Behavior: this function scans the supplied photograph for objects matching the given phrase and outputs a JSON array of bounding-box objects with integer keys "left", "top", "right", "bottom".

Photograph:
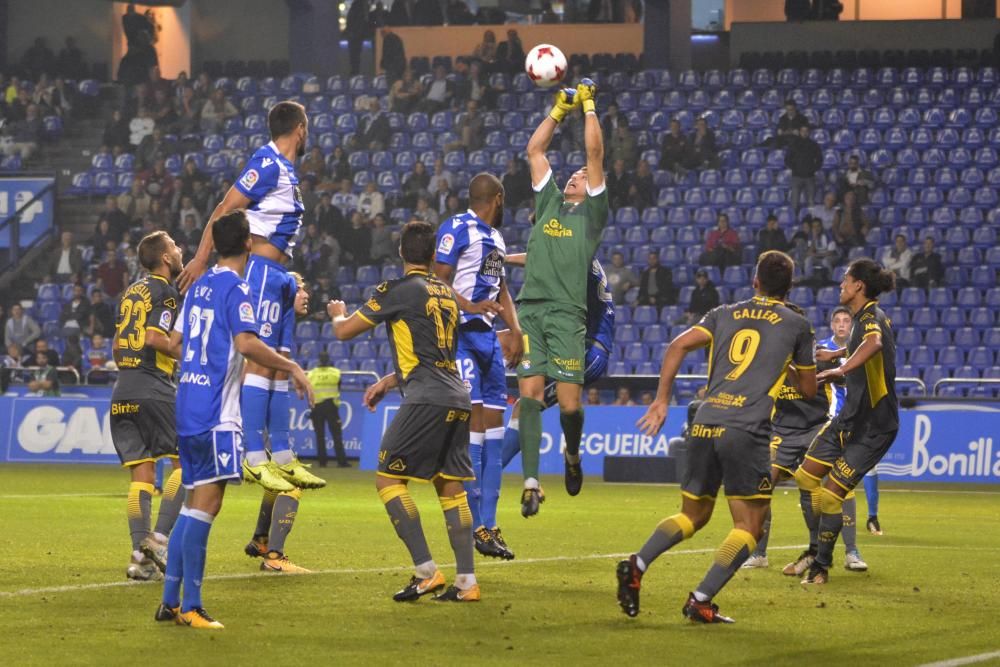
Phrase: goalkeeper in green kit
[{"left": 515, "top": 78, "right": 607, "bottom": 518}]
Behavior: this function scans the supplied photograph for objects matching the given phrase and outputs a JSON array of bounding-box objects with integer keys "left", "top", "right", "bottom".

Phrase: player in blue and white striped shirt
[
  {"left": 157, "top": 211, "right": 313, "bottom": 629},
  {"left": 178, "top": 102, "right": 326, "bottom": 540},
  {"left": 434, "top": 173, "right": 523, "bottom": 561}
]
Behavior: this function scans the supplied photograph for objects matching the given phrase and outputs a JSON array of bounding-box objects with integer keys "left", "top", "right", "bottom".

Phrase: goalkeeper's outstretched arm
[{"left": 527, "top": 87, "right": 579, "bottom": 187}]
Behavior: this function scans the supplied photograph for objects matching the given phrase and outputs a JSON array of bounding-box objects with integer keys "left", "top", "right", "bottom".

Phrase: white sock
[
  {"left": 152, "top": 531, "right": 168, "bottom": 543},
  {"left": 693, "top": 590, "right": 710, "bottom": 602},
  {"left": 132, "top": 550, "right": 143, "bottom": 561},
  {"left": 454, "top": 573, "right": 477, "bottom": 590},
  {"left": 635, "top": 555, "right": 647, "bottom": 572},
  {"left": 524, "top": 477, "right": 539, "bottom": 490},
  {"left": 271, "top": 449, "right": 295, "bottom": 465},
  {"left": 508, "top": 418, "right": 519, "bottom": 431},
  {"left": 415, "top": 560, "right": 437, "bottom": 579},
  {"left": 246, "top": 451, "right": 268, "bottom": 466}
]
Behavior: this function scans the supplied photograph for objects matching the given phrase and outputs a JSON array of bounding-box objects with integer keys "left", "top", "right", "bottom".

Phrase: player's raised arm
[
  {"left": 526, "top": 87, "right": 579, "bottom": 186},
  {"left": 505, "top": 252, "right": 526, "bottom": 266},
  {"left": 328, "top": 300, "right": 376, "bottom": 340},
  {"left": 817, "top": 330, "right": 882, "bottom": 385},
  {"left": 576, "top": 78, "right": 605, "bottom": 192},
  {"left": 636, "top": 327, "right": 712, "bottom": 436},
  {"left": 177, "top": 186, "right": 252, "bottom": 293}
]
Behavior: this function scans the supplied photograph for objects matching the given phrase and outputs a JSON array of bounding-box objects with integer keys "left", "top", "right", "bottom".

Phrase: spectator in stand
[
  {"left": 586, "top": 387, "right": 602, "bottom": 405},
  {"left": 5, "top": 304, "right": 40, "bottom": 350},
  {"left": 786, "top": 124, "right": 823, "bottom": 214},
  {"left": 175, "top": 213, "right": 200, "bottom": 256},
  {"left": 91, "top": 219, "right": 119, "bottom": 255},
  {"left": 638, "top": 251, "right": 678, "bottom": 308},
  {"left": 837, "top": 154, "right": 876, "bottom": 204},
  {"left": 442, "top": 193, "right": 463, "bottom": 219},
  {"left": 832, "top": 190, "right": 870, "bottom": 248},
  {"left": 299, "top": 178, "right": 319, "bottom": 227},
  {"left": 428, "top": 157, "right": 454, "bottom": 195},
  {"left": 789, "top": 216, "right": 812, "bottom": 267},
  {"left": 118, "top": 179, "right": 152, "bottom": 223},
  {"left": 699, "top": 213, "right": 742, "bottom": 269},
  {"left": 473, "top": 30, "right": 499, "bottom": 69},
  {"left": 605, "top": 251, "right": 637, "bottom": 305},
  {"left": 2, "top": 342, "right": 23, "bottom": 379},
  {"left": 87, "top": 290, "right": 115, "bottom": 337},
  {"left": 100, "top": 195, "right": 131, "bottom": 241},
  {"left": 148, "top": 87, "right": 178, "bottom": 131},
  {"left": 417, "top": 65, "right": 453, "bottom": 112},
  {"left": 447, "top": 0, "right": 476, "bottom": 24},
  {"left": 809, "top": 191, "right": 838, "bottom": 232},
  {"left": 686, "top": 115, "right": 718, "bottom": 170},
  {"left": 763, "top": 99, "right": 809, "bottom": 149},
  {"left": 757, "top": 214, "right": 789, "bottom": 256},
  {"left": 613, "top": 387, "right": 636, "bottom": 406},
  {"left": 61, "top": 333, "right": 84, "bottom": 374},
  {"left": 143, "top": 159, "right": 175, "bottom": 204},
  {"left": 445, "top": 99, "right": 484, "bottom": 153},
  {"left": 177, "top": 158, "right": 208, "bottom": 201},
  {"left": 3, "top": 103, "right": 42, "bottom": 159},
  {"left": 639, "top": 391, "right": 654, "bottom": 406},
  {"left": 190, "top": 178, "right": 211, "bottom": 217},
  {"left": 402, "top": 161, "right": 430, "bottom": 208},
  {"left": 414, "top": 0, "right": 444, "bottom": 25},
  {"left": 412, "top": 196, "right": 439, "bottom": 227},
  {"left": 314, "top": 239, "right": 342, "bottom": 282},
  {"left": 325, "top": 145, "right": 352, "bottom": 185},
  {"left": 198, "top": 88, "right": 239, "bottom": 133},
  {"left": 316, "top": 191, "right": 346, "bottom": 238},
  {"left": 309, "top": 275, "right": 341, "bottom": 321},
  {"left": 176, "top": 195, "right": 203, "bottom": 230},
  {"left": 601, "top": 102, "right": 624, "bottom": 142},
  {"left": 51, "top": 231, "right": 84, "bottom": 281},
  {"left": 297, "top": 222, "right": 325, "bottom": 274},
  {"left": 21, "top": 37, "right": 55, "bottom": 79},
  {"left": 341, "top": 211, "right": 372, "bottom": 265},
  {"left": 882, "top": 234, "right": 912, "bottom": 288},
  {"left": 0, "top": 306, "right": 7, "bottom": 349},
  {"left": 123, "top": 246, "right": 140, "bottom": 282},
  {"left": 103, "top": 109, "right": 132, "bottom": 151},
  {"left": 910, "top": 237, "right": 944, "bottom": 289},
  {"left": 28, "top": 346, "right": 59, "bottom": 396},
  {"left": 96, "top": 250, "right": 129, "bottom": 298},
  {"left": 300, "top": 146, "right": 327, "bottom": 181},
  {"left": 608, "top": 124, "right": 637, "bottom": 168},
  {"left": 85, "top": 333, "right": 111, "bottom": 373},
  {"left": 175, "top": 85, "right": 201, "bottom": 135},
  {"left": 380, "top": 28, "right": 407, "bottom": 83},
  {"left": 455, "top": 60, "right": 497, "bottom": 110},
  {"left": 389, "top": 69, "right": 423, "bottom": 113},
  {"left": 27, "top": 339, "right": 60, "bottom": 368},
  {"left": 128, "top": 105, "right": 155, "bottom": 146},
  {"left": 345, "top": 0, "right": 372, "bottom": 76},
  {"left": 358, "top": 181, "right": 386, "bottom": 219},
  {"left": 659, "top": 118, "right": 689, "bottom": 173},
  {"left": 370, "top": 0, "right": 389, "bottom": 27},
  {"left": 333, "top": 177, "right": 359, "bottom": 216},
  {"left": 804, "top": 217, "right": 839, "bottom": 279},
  {"left": 370, "top": 213, "right": 397, "bottom": 263},
  {"left": 606, "top": 159, "right": 632, "bottom": 210},
  {"left": 496, "top": 29, "right": 525, "bottom": 74},
  {"left": 628, "top": 159, "right": 655, "bottom": 211},
  {"left": 135, "top": 127, "right": 175, "bottom": 170},
  {"left": 678, "top": 269, "right": 721, "bottom": 326},
  {"left": 502, "top": 157, "right": 532, "bottom": 209},
  {"left": 353, "top": 98, "right": 391, "bottom": 151},
  {"left": 145, "top": 197, "right": 169, "bottom": 229},
  {"left": 61, "top": 284, "right": 91, "bottom": 331},
  {"left": 57, "top": 37, "right": 87, "bottom": 80}
]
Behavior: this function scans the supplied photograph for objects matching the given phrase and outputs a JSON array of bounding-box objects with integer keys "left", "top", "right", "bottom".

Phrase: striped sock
[
  {"left": 268, "top": 489, "right": 301, "bottom": 554},
  {"left": 694, "top": 528, "right": 757, "bottom": 600},
  {"left": 636, "top": 513, "right": 696, "bottom": 570},
  {"left": 127, "top": 481, "right": 154, "bottom": 551},
  {"left": 379, "top": 485, "right": 432, "bottom": 568},
  {"left": 153, "top": 468, "right": 185, "bottom": 538},
  {"left": 440, "top": 492, "right": 475, "bottom": 577}
]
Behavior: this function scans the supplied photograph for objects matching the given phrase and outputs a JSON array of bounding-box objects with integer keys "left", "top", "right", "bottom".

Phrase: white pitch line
[
  {"left": 0, "top": 493, "right": 123, "bottom": 499},
  {"left": 2, "top": 545, "right": 814, "bottom": 599},
  {"left": 916, "top": 650, "right": 1000, "bottom": 667}
]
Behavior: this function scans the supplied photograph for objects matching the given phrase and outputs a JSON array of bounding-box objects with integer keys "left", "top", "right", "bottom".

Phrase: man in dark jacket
[
  {"left": 354, "top": 98, "right": 391, "bottom": 150},
  {"left": 678, "top": 269, "right": 721, "bottom": 326},
  {"left": 786, "top": 125, "right": 823, "bottom": 214},
  {"left": 659, "top": 118, "right": 689, "bottom": 173},
  {"left": 638, "top": 252, "right": 678, "bottom": 308},
  {"left": 757, "top": 214, "right": 789, "bottom": 256},
  {"left": 910, "top": 237, "right": 945, "bottom": 288}
]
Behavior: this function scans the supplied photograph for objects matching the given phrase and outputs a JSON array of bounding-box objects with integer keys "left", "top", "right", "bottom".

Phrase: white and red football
[{"left": 525, "top": 44, "right": 567, "bottom": 88}]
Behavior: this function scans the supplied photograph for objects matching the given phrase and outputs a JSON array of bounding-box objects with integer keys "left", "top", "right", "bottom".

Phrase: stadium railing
[
  {"left": 932, "top": 377, "right": 1000, "bottom": 395},
  {"left": 8, "top": 365, "right": 81, "bottom": 385},
  {"left": 0, "top": 177, "right": 56, "bottom": 275}
]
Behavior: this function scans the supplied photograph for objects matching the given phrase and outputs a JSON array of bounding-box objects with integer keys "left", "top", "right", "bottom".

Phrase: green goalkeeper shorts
[{"left": 516, "top": 301, "right": 586, "bottom": 385}]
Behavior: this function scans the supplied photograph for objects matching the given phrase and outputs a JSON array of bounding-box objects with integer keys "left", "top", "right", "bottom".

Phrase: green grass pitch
[{"left": 2, "top": 464, "right": 999, "bottom": 666}]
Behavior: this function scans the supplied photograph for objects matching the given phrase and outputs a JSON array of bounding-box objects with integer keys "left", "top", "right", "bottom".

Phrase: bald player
[{"left": 434, "top": 172, "right": 523, "bottom": 561}]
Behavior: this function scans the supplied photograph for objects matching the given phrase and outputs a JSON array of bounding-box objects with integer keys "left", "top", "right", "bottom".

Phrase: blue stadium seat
[
  {"left": 908, "top": 346, "right": 934, "bottom": 366},
  {"left": 632, "top": 306, "right": 657, "bottom": 325},
  {"left": 968, "top": 347, "right": 994, "bottom": 367},
  {"left": 897, "top": 328, "right": 922, "bottom": 348},
  {"left": 911, "top": 308, "right": 937, "bottom": 328},
  {"left": 295, "top": 321, "right": 319, "bottom": 340}
]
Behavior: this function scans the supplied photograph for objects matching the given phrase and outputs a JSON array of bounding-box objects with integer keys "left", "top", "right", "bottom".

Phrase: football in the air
[{"left": 525, "top": 44, "right": 567, "bottom": 88}]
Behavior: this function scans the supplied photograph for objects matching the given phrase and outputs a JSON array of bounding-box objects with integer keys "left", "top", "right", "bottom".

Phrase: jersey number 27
[{"left": 185, "top": 306, "right": 216, "bottom": 365}]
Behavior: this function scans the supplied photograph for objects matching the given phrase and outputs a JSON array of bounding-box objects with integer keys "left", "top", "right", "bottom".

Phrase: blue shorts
[
  {"left": 245, "top": 254, "right": 295, "bottom": 353},
  {"left": 543, "top": 344, "right": 609, "bottom": 409},
  {"left": 457, "top": 326, "right": 508, "bottom": 410},
  {"left": 178, "top": 430, "right": 244, "bottom": 489}
]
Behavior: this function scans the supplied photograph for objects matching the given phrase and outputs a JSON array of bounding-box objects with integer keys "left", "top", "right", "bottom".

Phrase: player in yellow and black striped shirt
[{"left": 794, "top": 258, "right": 898, "bottom": 585}]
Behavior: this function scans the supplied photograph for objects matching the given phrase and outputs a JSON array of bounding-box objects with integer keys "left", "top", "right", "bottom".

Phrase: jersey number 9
[{"left": 725, "top": 328, "right": 761, "bottom": 381}]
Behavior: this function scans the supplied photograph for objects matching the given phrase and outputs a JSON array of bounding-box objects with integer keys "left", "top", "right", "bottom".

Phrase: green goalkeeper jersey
[{"left": 517, "top": 171, "right": 609, "bottom": 311}]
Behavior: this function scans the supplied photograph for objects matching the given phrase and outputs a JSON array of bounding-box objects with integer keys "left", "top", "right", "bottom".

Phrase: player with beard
[{"left": 110, "top": 231, "right": 186, "bottom": 581}]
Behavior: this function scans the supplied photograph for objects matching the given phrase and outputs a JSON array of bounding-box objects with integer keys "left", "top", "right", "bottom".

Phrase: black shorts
[
  {"left": 110, "top": 399, "right": 177, "bottom": 467},
  {"left": 770, "top": 422, "right": 826, "bottom": 477},
  {"left": 378, "top": 403, "right": 474, "bottom": 482},
  {"left": 681, "top": 424, "right": 773, "bottom": 501},
  {"left": 804, "top": 423, "right": 898, "bottom": 491}
]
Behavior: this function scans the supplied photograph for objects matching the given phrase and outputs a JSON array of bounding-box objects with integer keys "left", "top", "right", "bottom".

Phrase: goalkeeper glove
[
  {"left": 576, "top": 77, "right": 597, "bottom": 114},
  {"left": 548, "top": 87, "right": 578, "bottom": 124}
]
